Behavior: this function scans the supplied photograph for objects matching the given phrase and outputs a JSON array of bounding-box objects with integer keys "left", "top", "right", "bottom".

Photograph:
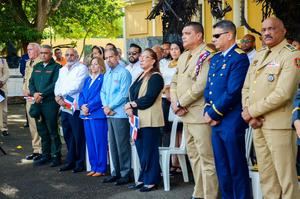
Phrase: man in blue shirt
[
  {"left": 204, "top": 20, "right": 251, "bottom": 199},
  {"left": 101, "top": 48, "right": 132, "bottom": 185}
]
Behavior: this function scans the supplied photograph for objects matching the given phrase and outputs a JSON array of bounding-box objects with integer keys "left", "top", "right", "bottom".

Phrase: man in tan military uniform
[
  {"left": 23, "top": 43, "right": 42, "bottom": 160},
  {"left": 170, "top": 22, "right": 218, "bottom": 199},
  {"left": 242, "top": 17, "right": 300, "bottom": 199},
  {"left": 0, "top": 57, "right": 9, "bottom": 136}
]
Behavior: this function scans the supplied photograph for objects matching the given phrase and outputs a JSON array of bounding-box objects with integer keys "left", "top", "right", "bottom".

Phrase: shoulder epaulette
[
  {"left": 285, "top": 44, "right": 297, "bottom": 52},
  {"left": 234, "top": 48, "right": 245, "bottom": 54},
  {"left": 205, "top": 46, "right": 215, "bottom": 54},
  {"left": 257, "top": 47, "right": 266, "bottom": 52}
]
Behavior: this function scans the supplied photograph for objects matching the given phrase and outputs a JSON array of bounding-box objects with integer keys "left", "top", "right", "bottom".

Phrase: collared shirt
[
  {"left": 222, "top": 43, "right": 237, "bottom": 57},
  {"left": 160, "top": 59, "right": 174, "bottom": 86},
  {"left": 125, "top": 61, "right": 143, "bottom": 83},
  {"left": 247, "top": 49, "right": 256, "bottom": 64},
  {"left": 54, "top": 61, "right": 88, "bottom": 109},
  {"left": 100, "top": 64, "right": 132, "bottom": 118}
]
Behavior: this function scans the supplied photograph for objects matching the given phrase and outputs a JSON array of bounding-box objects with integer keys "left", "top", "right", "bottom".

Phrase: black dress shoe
[
  {"left": 115, "top": 177, "right": 130, "bottom": 185},
  {"left": 33, "top": 154, "right": 43, "bottom": 161},
  {"left": 33, "top": 156, "right": 51, "bottom": 166},
  {"left": 23, "top": 123, "right": 29, "bottom": 128},
  {"left": 50, "top": 158, "right": 62, "bottom": 167},
  {"left": 2, "top": 131, "right": 8, "bottom": 136},
  {"left": 191, "top": 197, "right": 203, "bottom": 199},
  {"left": 128, "top": 183, "right": 144, "bottom": 190},
  {"left": 139, "top": 185, "right": 158, "bottom": 192},
  {"left": 59, "top": 164, "right": 74, "bottom": 172},
  {"left": 102, "top": 176, "right": 119, "bottom": 183},
  {"left": 72, "top": 167, "right": 84, "bottom": 173},
  {"left": 25, "top": 153, "right": 40, "bottom": 160}
]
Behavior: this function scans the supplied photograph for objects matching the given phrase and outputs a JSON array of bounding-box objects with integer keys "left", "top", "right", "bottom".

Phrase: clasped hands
[
  {"left": 81, "top": 104, "right": 89, "bottom": 116},
  {"left": 171, "top": 102, "right": 188, "bottom": 117},
  {"left": 103, "top": 106, "right": 115, "bottom": 116},
  {"left": 55, "top": 96, "right": 65, "bottom": 106},
  {"left": 124, "top": 102, "right": 137, "bottom": 117},
  {"left": 241, "top": 107, "right": 264, "bottom": 129},
  {"left": 34, "top": 92, "right": 43, "bottom": 103},
  {"left": 204, "top": 112, "right": 220, "bottom": 126}
]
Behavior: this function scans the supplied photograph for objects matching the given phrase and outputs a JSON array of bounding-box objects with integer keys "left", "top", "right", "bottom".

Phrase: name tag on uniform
[
  {"left": 35, "top": 70, "right": 41, "bottom": 73},
  {"left": 266, "top": 61, "right": 280, "bottom": 68},
  {"left": 45, "top": 70, "right": 52, "bottom": 74}
]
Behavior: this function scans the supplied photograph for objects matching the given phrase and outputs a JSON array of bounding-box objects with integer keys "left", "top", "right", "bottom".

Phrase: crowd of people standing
[{"left": 2, "top": 16, "right": 299, "bottom": 199}]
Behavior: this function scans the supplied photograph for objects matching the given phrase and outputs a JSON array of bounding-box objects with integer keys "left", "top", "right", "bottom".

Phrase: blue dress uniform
[
  {"left": 78, "top": 74, "right": 108, "bottom": 173},
  {"left": 204, "top": 45, "right": 251, "bottom": 199}
]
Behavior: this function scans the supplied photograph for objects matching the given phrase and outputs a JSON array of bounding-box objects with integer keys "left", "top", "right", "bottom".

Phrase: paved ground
[{"left": 0, "top": 104, "right": 194, "bottom": 199}]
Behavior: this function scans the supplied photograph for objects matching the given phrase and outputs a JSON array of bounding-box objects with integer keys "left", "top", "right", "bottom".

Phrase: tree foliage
[{"left": 0, "top": 0, "right": 124, "bottom": 51}]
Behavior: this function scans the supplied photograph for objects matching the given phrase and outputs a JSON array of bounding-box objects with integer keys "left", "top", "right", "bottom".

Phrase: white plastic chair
[
  {"left": 159, "top": 114, "right": 189, "bottom": 191},
  {"left": 245, "top": 127, "right": 263, "bottom": 199}
]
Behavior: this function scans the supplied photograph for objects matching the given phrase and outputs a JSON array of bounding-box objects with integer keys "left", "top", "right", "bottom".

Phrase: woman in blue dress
[{"left": 78, "top": 57, "right": 108, "bottom": 177}]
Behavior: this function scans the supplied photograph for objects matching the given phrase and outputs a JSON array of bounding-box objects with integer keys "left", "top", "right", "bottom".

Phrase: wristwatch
[{"left": 176, "top": 101, "right": 181, "bottom": 108}]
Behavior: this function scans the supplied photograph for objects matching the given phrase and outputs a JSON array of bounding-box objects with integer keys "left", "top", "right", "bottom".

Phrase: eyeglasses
[
  {"left": 128, "top": 52, "right": 138, "bottom": 56},
  {"left": 212, "top": 32, "right": 229, "bottom": 39},
  {"left": 65, "top": 54, "right": 75, "bottom": 57}
]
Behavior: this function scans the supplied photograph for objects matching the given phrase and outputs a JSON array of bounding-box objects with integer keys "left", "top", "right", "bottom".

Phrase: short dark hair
[
  {"left": 54, "top": 48, "right": 61, "bottom": 53},
  {"left": 105, "top": 47, "right": 119, "bottom": 56},
  {"left": 213, "top": 20, "right": 236, "bottom": 37},
  {"left": 129, "top": 43, "right": 142, "bottom": 53},
  {"left": 106, "top": 43, "right": 116, "bottom": 49},
  {"left": 162, "top": 41, "right": 171, "bottom": 46},
  {"left": 184, "top": 22, "right": 204, "bottom": 35}
]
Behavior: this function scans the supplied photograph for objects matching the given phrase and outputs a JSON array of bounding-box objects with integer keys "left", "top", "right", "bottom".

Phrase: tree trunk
[{"left": 80, "top": 30, "right": 90, "bottom": 59}]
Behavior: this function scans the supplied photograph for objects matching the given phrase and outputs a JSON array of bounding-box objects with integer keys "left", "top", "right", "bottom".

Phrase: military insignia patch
[
  {"left": 234, "top": 48, "right": 245, "bottom": 54},
  {"left": 252, "top": 60, "right": 258, "bottom": 65},
  {"left": 285, "top": 44, "right": 296, "bottom": 52},
  {"left": 295, "top": 58, "right": 300, "bottom": 68}
]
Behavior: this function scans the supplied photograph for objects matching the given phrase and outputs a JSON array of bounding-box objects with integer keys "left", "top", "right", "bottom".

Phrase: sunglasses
[
  {"left": 212, "top": 32, "right": 229, "bottom": 39},
  {"left": 241, "top": 39, "right": 254, "bottom": 43},
  {"left": 128, "top": 52, "right": 138, "bottom": 56}
]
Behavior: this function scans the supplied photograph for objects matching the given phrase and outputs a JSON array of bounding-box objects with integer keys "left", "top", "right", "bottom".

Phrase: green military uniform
[
  {"left": 242, "top": 39, "right": 300, "bottom": 199},
  {"left": 29, "top": 58, "right": 61, "bottom": 159},
  {"left": 170, "top": 43, "right": 218, "bottom": 199}
]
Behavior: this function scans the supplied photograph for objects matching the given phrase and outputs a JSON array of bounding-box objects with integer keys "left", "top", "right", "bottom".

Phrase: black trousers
[{"left": 61, "top": 111, "right": 85, "bottom": 169}]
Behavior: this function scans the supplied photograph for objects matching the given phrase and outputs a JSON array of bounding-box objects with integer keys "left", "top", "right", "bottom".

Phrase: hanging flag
[
  {"left": 129, "top": 115, "right": 139, "bottom": 141},
  {"left": 62, "top": 95, "right": 76, "bottom": 115}
]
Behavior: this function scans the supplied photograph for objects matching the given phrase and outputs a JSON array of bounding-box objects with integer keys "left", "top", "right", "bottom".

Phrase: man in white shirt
[
  {"left": 54, "top": 48, "right": 88, "bottom": 173},
  {"left": 125, "top": 43, "right": 142, "bottom": 83},
  {"left": 240, "top": 34, "right": 256, "bottom": 64}
]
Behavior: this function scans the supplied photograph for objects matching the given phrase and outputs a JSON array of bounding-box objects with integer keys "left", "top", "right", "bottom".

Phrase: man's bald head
[
  {"left": 241, "top": 34, "right": 256, "bottom": 52},
  {"left": 261, "top": 17, "right": 286, "bottom": 48},
  {"left": 152, "top": 45, "right": 163, "bottom": 61}
]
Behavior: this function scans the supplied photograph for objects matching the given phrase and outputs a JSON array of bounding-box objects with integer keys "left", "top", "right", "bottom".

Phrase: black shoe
[
  {"left": 115, "top": 177, "right": 130, "bottom": 185},
  {"left": 102, "top": 176, "right": 119, "bottom": 183},
  {"left": 72, "top": 167, "right": 84, "bottom": 173},
  {"left": 191, "top": 197, "right": 203, "bottom": 199},
  {"left": 33, "top": 154, "right": 43, "bottom": 161},
  {"left": 2, "top": 131, "right": 8, "bottom": 136},
  {"left": 33, "top": 156, "right": 51, "bottom": 166},
  {"left": 25, "top": 153, "right": 40, "bottom": 160},
  {"left": 128, "top": 183, "right": 144, "bottom": 190},
  {"left": 139, "top": 185, "right": 158, "bottom": 192},
  {"left": 59, "top": 164, "right": 74, "bottom": 172},
  {"left": 50, "top": 158, "right": 61, "bottom": 167},
  {"left": 23, "top": 123, "right": 29, "bottom": 128}
]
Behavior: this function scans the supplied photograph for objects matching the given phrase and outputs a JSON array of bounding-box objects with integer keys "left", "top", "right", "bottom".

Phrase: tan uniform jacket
[
  {"left": 0, "top": 58, "right": 9, "bottom": 93},
  {"left": 137, "top": 72, "right": 165, "bottom": 128},
  {"left": 170, "top": 43, "right": 214, "bottom": 124},
  {"left": 242, "top": 39, "right": 300, "bottom": 129},
  {"left": 23, "top": 58, "right": 41, "bottom": 93}
]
